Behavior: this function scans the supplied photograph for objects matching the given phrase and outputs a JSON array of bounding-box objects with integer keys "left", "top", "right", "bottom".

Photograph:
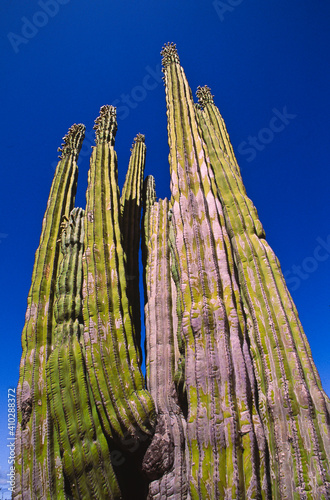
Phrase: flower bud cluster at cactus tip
[
  {"left": 130, "top": 133, "right": 145, "bottom": 151},
  {"left": 161, "top": 42, "right": 180, "bottom": 68},
  {"left": 196, "top": 85, "right": 214, "bottom": 107},
  {"left": 93, "top": 104, "right": 117, "bottom": 144},
  {"left": 57, "top": 123, "right": 85, "bottom": 159}
]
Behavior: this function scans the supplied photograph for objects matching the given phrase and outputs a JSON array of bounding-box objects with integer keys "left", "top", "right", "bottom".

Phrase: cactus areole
[{"left": 15, "top": 43, "right": 330, "bottom": 500}]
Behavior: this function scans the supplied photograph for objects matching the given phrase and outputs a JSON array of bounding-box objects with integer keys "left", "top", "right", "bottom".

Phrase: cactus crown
[
  {"left": 134, "top": 133, "right": 145, "bottom": 143},
  {"left": 57, "top": 123, "right": 85, "bottom": 159},
  {"left": 196, "top": 85, "right": 214, "bottom": 107},
  {"left": 161, "top": 42, "right": 180, "bottom": 68},
  {"left": 93, "top": 105, "right": 117, "bottom": 145},
  {"left": 130, "top": 133, "right": 145, "bottom": 151}
]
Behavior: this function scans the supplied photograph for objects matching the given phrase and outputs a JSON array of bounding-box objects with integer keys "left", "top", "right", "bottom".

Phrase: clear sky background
[{"left": 1, "top": 1, "right": 329, "bottom": 496}]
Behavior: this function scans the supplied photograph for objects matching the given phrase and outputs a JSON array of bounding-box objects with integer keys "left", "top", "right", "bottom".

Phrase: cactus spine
[{"left": 14, "top": 44, "right": 330, "bottom": 500}]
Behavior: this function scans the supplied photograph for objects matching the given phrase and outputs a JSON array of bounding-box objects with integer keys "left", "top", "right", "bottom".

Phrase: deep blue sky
[{"left": 1, "top": 1, "right": 329, "bottom": 495}]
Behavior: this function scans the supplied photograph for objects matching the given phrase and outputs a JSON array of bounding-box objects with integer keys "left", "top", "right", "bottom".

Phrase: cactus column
[
  {"left": 82, "top": 105, "right": 155, "bottom": 446},
  {"left": 142, "top": 176, "right": 188, "bottom": 499},
  {"left": 14, "top": 42, "right": 330, "bottom": 500},
  {"left": 161, "top": 42, "right": 271, "bottom": 499},
  {"left": 196, "top": 85, "right": 330, "bottom": 499},
  {"left": 120, "top": 134, "right": 146, "bottom": 363},
  {"left": 15, "top": 124, "right": 85, "bottom": 499},
  {"left": 46, "top": 207, "right": 120, "bottom": 499}
]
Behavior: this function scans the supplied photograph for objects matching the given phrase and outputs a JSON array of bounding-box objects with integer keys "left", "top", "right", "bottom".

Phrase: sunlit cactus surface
[{"left": 14, "top": 43, "right": 330, "bottom": 500}]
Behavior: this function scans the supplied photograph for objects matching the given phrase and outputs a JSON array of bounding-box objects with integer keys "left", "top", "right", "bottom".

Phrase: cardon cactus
[
  {"left": 46, "top": 207, "right": 120, "bottom": 499},
  {"left": 82, "top": 106, "right": 155, "bottom": 445},
  {"left": 15, "top": 124, "right": 84, "bottom": 499},
  {"left": 14, "top": 44, "right": 330, "bottom": 499},
  {"left": 195, "top": 83, "right": 330, "bottom": 499}
]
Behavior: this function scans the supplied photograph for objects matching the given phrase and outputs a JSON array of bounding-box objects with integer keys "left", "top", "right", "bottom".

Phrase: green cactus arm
[
  {"left": 141, "top": 177, "right": 158, "bottom": 391},
  {"left": 142, "top": 189, "right": 188, "bottom": 498},
  {"left": 82, "top": 105, "right": 155, "bottom": 445},
  {"left": 161, "top": 43, "right": 272, "bottom": 499},
  {"left": 120, "top": 133, "right": 146, "bottom": 363},
  {"left": 196, "top": 98, "right": 330, "bottom": 498},
  {"left": 46, "top": 207, "right": 121, "bottom": 499},
  {"left": 14, "top": 124, "right": 85, "bottom": 500}
]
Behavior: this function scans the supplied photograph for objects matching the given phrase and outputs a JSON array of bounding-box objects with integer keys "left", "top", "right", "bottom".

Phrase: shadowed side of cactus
[
  {"left": 161, "top": 42, "right": 271, "bottom": 499},
  {"left": 120, "top": 133, "right": 146, "bottom": 364},
  {"left": 142, "top": 177, "right": 188, "bottom": 499},
  {"left": 82, "top": 105, "right": 155, "bottom": 449},
  {"left": 14, "top": 124, "right": 85, "bottom": 500},
  {"left": 46, "top": 207, "right": 121, "bottom": 499},
  {"left": 196, "top": 85, "right": 330, "bottom": 499}
]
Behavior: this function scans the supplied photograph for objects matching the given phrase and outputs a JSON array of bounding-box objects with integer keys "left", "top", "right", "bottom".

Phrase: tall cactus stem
[
  {"left": 142, "top": 175, "right": 157, "bottom": 308},
  {"left": 120, "top": 133, "right": 146, "bottom": 363},
  {"left": 142, "top": 186, "right": 188, "bottom": 498},
  {"left": 161, "top": 43, "right": 271, "bottom": 499},
  {"left": 82, "top": 105, "right": 155, "bottom": 445},
  {"left": 46, "top": 207, "right": 121, "bottom": 499},
  {"left": 196, "top": 95, "right": 330, "bottom": 498},
  {"left": 14, "top": 123, "right": 85, "bottom": 499}
]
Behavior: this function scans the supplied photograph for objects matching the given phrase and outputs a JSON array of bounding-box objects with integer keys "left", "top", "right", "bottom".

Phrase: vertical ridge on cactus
[{"left": 14, "top": 44, "right": 330, "bottom": 500}]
